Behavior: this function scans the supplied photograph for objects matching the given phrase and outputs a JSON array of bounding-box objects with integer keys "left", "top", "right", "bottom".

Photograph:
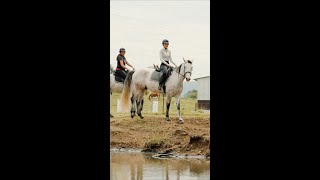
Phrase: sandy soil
[{"left": 110, "top": 114, "right": 210, "bottom": 157}]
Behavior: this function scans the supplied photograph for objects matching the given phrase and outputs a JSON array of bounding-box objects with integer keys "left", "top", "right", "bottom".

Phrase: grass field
[{"left": 110, "top": 92, "right": 209, "bottom": 117}]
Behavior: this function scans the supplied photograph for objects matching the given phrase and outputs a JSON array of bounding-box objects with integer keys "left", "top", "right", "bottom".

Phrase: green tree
[{"left": 184, "top": 89, "right": 197, "bottom": 99}]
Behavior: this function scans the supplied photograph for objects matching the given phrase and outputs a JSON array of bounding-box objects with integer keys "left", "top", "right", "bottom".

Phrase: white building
[{"left": 193, "top": 76, "right": 210, "bottom": 110}]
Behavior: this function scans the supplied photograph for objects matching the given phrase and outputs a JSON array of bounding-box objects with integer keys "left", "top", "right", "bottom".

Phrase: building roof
[{"left": 193, "top": 75, "right": 210, "bottom": 80}]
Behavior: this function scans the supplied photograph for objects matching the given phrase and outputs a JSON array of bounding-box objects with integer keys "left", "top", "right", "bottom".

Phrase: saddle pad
[
  {"left": 150, "top": 71, "right": 161, "bottom": 82},
  {"left": 150, "top": 67, "right": 175, "bottom": 82}
]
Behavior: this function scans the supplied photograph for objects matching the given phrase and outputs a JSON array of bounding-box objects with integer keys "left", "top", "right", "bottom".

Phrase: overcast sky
[{"left": 110, "top": 1, "right": 210, "bottom": 79}]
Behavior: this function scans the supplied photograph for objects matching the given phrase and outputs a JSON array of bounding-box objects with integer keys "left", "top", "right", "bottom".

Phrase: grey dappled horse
[
  {"left": 119, "top": 58, "right": 193, "bottom": 124},
  {"left": 110, "top": 65, "right": 124, "bottom": 117}
]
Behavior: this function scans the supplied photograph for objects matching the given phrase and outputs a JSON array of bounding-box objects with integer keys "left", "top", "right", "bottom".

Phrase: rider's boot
[{"left": 158, "top": 72, "right": 164, "bottom": 90}]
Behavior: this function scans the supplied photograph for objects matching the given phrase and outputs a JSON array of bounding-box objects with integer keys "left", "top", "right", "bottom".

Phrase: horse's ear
[{"left": 183, "top": 57, "right": 186, "bottom": 63}]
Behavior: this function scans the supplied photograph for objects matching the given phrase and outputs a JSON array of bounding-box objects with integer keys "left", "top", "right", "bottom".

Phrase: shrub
[{"left": 184, "top": 89, "right": 197, "bottom": 99}]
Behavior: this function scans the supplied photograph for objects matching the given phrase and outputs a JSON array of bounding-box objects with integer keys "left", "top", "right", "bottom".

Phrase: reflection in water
[{"left": 110, "top": 151, "right": 210, "bottom": 180}]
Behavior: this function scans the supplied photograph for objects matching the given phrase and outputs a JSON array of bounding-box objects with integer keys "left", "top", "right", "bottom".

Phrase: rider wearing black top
[{"left": 115, "top": 48, "right": 134, "bottom": 81}]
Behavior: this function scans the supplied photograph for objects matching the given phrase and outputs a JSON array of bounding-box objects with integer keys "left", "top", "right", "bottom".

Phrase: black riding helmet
[
  {"left": 162, "top": 39, "right": 169, "bottom": 44},
  {"left": 119, "top": 48, "right": 125, "bottom": 52}
]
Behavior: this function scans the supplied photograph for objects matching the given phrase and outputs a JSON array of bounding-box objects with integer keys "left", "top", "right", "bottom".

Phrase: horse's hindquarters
[
  {"left": 111, "top": 83, "right": 123, "bottom": 93},
  {"left": 110, "top": 74, "right": 124, "bottom": 93}
]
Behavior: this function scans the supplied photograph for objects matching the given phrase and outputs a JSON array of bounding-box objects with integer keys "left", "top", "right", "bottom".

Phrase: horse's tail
[{"left": 119, "top": 71, "right": 135, "bottom": 112}]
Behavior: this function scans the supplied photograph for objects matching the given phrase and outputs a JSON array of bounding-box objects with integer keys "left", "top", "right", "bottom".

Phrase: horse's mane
[
  {"left": 176, "top": 64, "right": 183, "bottom": 74},
  {"left": 177, "top": 60, "right": 192, "bottom": 72}
]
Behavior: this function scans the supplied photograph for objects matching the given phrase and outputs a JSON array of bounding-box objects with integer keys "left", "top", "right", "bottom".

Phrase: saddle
[
  {"left": 150, "top": 66, "right": 174, "bottom": 94},
  {"left": 153, "top": 64, "right": 160, "bottom": 72},
  {"left": 113, "top": 71, "right": 125, "bottom": 83},
  {"left": 167, "top": 66, "right": 174, "bottom": 76},
  {"left": 114, "top": 76, "right": 125, "bottom": 83}
]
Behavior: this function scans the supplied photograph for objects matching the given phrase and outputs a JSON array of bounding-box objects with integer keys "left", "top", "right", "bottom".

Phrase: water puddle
[{"left": 110, "top": 151, "right": 210, "bottom": 180}]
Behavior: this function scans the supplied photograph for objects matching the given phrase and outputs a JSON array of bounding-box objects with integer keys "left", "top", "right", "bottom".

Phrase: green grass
[{"left": 110, "top": 92, "right": 209, "bottom": 117}]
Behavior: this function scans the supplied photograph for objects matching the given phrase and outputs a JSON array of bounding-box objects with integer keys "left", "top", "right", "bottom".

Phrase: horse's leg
[
  {"left": 165, "top": 95, "right": 172, "bottom": 121},
  {"left": 140, "top": 98, "right": 144, "bottom": 119},
  {"left": 136, "top": 93, "right": 144, "bottom": 119},
  {"left": 175, "top": 94, "right": 184, "bottom": 124},
  {"left": 130, "top": 95, "right": 136, "bottom": 118}
]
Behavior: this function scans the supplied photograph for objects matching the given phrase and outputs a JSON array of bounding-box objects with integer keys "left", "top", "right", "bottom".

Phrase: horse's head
[{"left": 183, "top": 58, "right": 193, "bottom": 82}]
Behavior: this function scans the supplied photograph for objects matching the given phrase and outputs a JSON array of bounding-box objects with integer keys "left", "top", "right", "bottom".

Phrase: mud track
[{"left": 110, "top": 115, "right": 210, "bottom": 157}]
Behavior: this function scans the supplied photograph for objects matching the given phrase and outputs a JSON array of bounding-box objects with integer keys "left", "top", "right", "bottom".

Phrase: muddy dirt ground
[{"left": 110, "top": 115, "right": 210, "bottom": 157}]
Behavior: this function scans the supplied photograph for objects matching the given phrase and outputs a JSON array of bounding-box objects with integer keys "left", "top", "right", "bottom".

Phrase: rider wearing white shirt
[{"left": 159, "top": 39, "right": 177, "bottom": 90}]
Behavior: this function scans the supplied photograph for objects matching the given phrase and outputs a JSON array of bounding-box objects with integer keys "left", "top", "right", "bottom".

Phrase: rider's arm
[
  {"left": 119, "top": 60, "right": 127, "bottom": 70},
  {"left": 126, "top": 60, "right": 133, "bottom": 68},
  {"left": 160, "top": 49, "right": 170, "bottom": 66},
  {"left": 169, "top": 51, "right": 177, "bottom": 67}
]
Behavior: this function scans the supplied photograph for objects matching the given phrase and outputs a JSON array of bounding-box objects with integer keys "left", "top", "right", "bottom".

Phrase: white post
[
  {"left": 117, "top": 99, "right": 120, "bottom": 112},
  {"left": 152, "top": 101, "right": 158, "bottom": 113}
]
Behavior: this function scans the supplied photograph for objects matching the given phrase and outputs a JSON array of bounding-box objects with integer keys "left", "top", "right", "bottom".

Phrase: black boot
[{"left": 158, "top": 72, "right": 164, "bottom": 90}]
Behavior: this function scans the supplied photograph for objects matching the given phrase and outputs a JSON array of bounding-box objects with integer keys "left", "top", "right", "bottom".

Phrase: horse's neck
[{"left": 168, "top": 65, "right": 185, "bottom": 85}]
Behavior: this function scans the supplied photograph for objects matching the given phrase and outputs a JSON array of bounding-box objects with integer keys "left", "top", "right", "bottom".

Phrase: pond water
[{"left": 110, "top": 151, "right": 210, "bottom": 180}]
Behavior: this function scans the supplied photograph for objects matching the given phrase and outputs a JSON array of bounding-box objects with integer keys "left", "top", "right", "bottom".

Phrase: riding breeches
[
  {"left": 159, "top": 64, "right": 168, "bottom": 85},
  {"left": 115, "top": 69, "right": 127, "bottom": 81}
]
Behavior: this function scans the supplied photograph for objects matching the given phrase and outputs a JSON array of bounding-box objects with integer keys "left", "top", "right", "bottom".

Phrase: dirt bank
[{"left": 110, "top": 115, "right": 210, "bottom": 157}]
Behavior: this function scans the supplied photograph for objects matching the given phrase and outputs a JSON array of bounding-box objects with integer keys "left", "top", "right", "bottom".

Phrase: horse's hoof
[
  {"left": 178, "top": 119, "right": 184, "bottom": 124},
  {"left": 139, "top": 115, "right": 144, "bottom": 119},
  {"left": 166, "top": 117, "right": 172, "bottom": 121},
  {"left": 110, "top": 114, "right": 114, "bottom": 118}
]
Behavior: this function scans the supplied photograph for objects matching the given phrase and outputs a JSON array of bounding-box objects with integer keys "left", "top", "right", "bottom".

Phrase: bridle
[{"left": 175, "top": 62, "right": 192, "bottom": 78}]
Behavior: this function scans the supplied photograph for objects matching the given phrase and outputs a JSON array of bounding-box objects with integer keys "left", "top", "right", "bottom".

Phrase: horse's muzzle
[{"left": 186, "top": 78, "right": 191, "bottom": 82}]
